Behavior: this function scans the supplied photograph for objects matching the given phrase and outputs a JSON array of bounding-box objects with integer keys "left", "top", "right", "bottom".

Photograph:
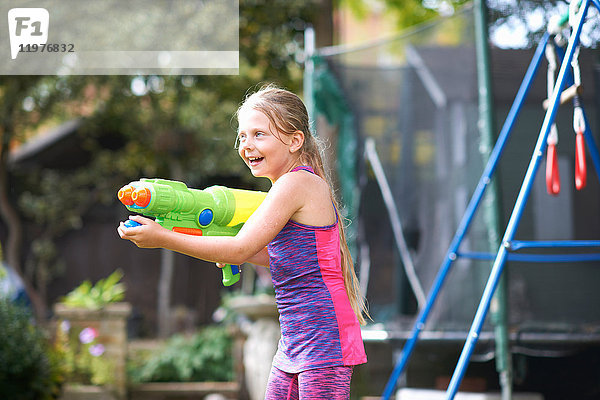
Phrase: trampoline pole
[
  {"left": 380, "top": 31, "right": 550, "bottom": 400},
  {"left": 445, "top": 2, "right": 589, "bottom": 398},
  {"left": 303, "top": 25, "right": 316, "bottom": 128}
]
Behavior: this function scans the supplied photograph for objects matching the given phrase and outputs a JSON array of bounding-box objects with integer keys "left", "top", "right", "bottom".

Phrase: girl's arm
[
  {"left": 117, "top": 172, "right": 305, "bottom": 265},
  {"left": 244, "top": 247, "right": 270, "bottom": 267},
  {"left": 216, "top": 245, "right": 269, "bottom": 273}
]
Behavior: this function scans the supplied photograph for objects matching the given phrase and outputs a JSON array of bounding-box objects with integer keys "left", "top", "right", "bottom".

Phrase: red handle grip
[
  {"left": 546, "top": 144, "right": 560, "bottom": 196},
  {"left": 575, "top": 131, "right": 587, "bottom": 190}
]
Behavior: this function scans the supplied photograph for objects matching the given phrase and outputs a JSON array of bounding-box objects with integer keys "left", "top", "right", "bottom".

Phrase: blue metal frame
[
  {"left": 459, "top": 252, "right": 600, "bottom": 263},
  {"left": 380, "top": 29, "right": 551, "bottom": 400},
  {"left": 445, "top": 1, "right": 593, "bottom": 398},
  {"left": 381, "top": 0, "right": 600, "bottom": 398},
  {"left": 509, "top": 240, "right": 600, "bottom": 250}
]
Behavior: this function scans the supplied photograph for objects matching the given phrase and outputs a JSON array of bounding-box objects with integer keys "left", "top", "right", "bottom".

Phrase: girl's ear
[{"left": 290, "top": 130, "right": 305, "bottom": 153}]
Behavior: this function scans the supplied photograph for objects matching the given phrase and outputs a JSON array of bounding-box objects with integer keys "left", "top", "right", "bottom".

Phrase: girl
[{"left": 118, "top": 85, "right": 368, "bottom": 399}]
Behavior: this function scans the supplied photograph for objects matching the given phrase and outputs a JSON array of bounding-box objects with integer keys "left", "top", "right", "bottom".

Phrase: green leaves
[
  {"left": 5, "top": 0, "right": 317, "bottom": 318},
  {"left": 0, "top": 299, "right": 62, "bottom": 400},
  {"left": 61, "top": 269, "right": 126, "bottom": 309},
  {"left": 129, "top": 326, "right": 233, "bottom": 383}
]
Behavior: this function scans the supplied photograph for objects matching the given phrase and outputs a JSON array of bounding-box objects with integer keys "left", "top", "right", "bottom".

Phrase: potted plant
[
  {"left": 127, "top": 325, "right": 239, "bottom": 399},
  {"left": 220, "top": 284, "right": 279, "bottom": 400},
  {"left": 54, "top": 270, "right": 131, "bottom": 400}
]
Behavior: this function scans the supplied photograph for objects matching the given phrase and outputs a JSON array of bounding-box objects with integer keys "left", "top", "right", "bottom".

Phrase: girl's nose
[
  {"left": 238, "top": 136, "right": 254, "bottom": 151},
  {"left": 237, "top": 140, "right": 252, "bottom": 159}
]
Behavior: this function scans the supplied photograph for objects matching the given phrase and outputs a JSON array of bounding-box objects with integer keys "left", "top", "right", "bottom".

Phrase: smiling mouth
[{"left": 247, "top": 156, "right": 264, "bottom": 166}]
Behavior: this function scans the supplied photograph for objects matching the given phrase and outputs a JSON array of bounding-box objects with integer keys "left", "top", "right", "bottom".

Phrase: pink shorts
[{"left": 264, "top": 365, "right": 353, "bottom": 400}]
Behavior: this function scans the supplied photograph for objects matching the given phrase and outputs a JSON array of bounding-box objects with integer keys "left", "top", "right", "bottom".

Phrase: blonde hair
[{"left": 238, "top": 84, "right": 369, "bottom": 325}]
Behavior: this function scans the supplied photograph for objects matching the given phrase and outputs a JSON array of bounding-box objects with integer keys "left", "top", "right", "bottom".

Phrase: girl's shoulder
[
  {"left": 271, "top": 168, "right": 335, "bottom": 226},
  {"left": 274, "top": 167, "right": 328, "bottom": 193}
]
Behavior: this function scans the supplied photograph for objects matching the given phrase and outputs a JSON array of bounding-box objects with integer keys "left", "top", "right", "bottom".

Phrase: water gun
[{"left": 117, "top": 178, "right": 266, "bottom": 286}]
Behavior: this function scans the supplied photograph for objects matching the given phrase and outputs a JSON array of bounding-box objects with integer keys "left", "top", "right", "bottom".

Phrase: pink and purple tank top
[{"left": 267, "top": 166, "right": 367, "bottom": 373}]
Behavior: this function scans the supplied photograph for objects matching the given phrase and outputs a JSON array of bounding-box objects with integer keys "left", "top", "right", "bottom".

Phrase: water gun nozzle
[
  {"left": 118, "top": 185, "right": 135, "bottom": 206},
  {"left": 132, "top": 187, "right": 151, "bottom": 207}
]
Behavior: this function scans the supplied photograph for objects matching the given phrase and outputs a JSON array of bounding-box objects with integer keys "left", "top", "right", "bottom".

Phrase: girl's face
[{"left": 237, "top": 108, "right": 300, "bottom": 182}]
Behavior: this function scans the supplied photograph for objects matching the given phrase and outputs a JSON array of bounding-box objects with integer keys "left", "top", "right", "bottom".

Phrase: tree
[
  {"left": 341, "top": 0, "right": 599, "bottom": 48},
  {"left": 487, "top": 0, "right": 600, "bottom": 48},
  {"left": 1, "top": 75, "right": 94, "bottom": 319},
  {"left": 0, "top": 77, "right": 43, "bottom": 316},
  {"left": 3, "top": 0, "right": 320, "bottom": 324},
  {"left": 339, "top": 0, "right": 470, "bottom": 30}
]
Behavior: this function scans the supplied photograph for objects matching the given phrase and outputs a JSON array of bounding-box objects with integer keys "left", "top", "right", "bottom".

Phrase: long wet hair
[{"left": 237, "top": 84, "right": 369, "bottom": 325}]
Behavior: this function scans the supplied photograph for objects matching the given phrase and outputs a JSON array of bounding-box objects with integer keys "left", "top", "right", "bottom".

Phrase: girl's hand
[
  {"left": 117, "top": 215, "right": 167, "bottom": 248},
  {"left": 215, "top": 262, "right": 226, "bottom": 269}
]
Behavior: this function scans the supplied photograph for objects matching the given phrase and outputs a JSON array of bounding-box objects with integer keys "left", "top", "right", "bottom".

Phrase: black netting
[{"left": 312, "top": 3, "right": 600, "bottom": 335}]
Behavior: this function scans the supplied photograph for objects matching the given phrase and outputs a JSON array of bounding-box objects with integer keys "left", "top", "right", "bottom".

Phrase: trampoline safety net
[{"left": 310, "top": 4, "right": 600, "bottom": 336}]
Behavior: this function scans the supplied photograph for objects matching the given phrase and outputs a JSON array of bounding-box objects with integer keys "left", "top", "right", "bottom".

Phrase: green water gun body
[{"left": 118, "top": 178, "right": 266, "bottom": 286}]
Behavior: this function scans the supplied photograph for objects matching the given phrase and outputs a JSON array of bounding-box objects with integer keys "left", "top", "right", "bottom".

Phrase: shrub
[
  {"left": 129, "top": 325, "right": 234, "bottom": 383},
  {"left": 0, "top": 299, "right": 63, "bottom": 400}
]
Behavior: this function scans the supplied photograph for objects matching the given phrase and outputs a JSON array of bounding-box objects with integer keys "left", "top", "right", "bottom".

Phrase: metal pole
[
  {"left": 303, "top": 25, "right": 316, "bottom": 128},
  {"left": 445, "top": 1, "right": 590, "bottom": 398},
  {"left": 380, "top": 31, "right": 550, "bottom": 400},
  {"left": 473, "top": 0, "right": 512, "bottom": 397},
  {"left": 364, "top": 139, "right": 427, "bottom": 308}
]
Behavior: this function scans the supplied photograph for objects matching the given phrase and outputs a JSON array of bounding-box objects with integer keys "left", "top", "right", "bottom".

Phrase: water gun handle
[{"left": 222, "top": 264, "right": 240, "bottom": 286}]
